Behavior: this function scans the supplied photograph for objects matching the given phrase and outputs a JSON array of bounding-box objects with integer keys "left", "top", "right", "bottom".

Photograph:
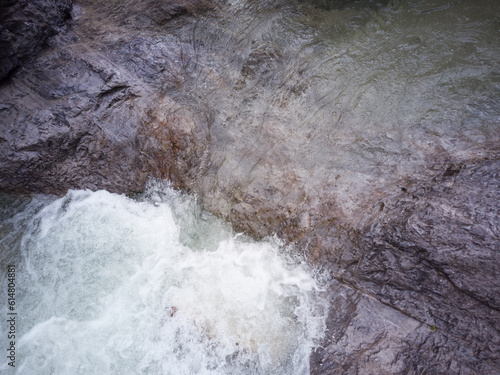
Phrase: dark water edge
[{"left": 1, "top": 0, "right": 499, "bottom": 373}]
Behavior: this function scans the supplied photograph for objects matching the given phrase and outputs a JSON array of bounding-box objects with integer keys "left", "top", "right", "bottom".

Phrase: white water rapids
[{"left": 0, "top": 182, "right": 327, "bottom": 374}]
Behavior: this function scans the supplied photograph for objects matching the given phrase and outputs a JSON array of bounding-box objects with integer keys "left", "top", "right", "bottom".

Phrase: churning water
[{"left": 0, "top": 183, "right": 327, "bottom": 374}]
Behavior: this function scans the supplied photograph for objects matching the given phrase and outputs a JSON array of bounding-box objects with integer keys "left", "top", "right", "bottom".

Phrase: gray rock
[
  {"left": 0, "top": 0, "right": 206, "bottom": 194},
  {"left": 0, "top": 0, "right": 72, "bottom": 81},
  {"left": 311, "top": 160, "right": 500, "bottom": 374}
]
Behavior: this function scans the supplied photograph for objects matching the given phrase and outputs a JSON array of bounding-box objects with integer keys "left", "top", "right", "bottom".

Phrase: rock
[
  {"left": 311, "top": 279, "right": 428, "bottom": 374},
  {"left": 0, "top": 0, "right": 72, "bottom": 81},
  {"left": 0, "top": 0, "right": 207, "bottom": 194},
  {"left": 311, "top": 159, "right": 500, "bottom": 374}
]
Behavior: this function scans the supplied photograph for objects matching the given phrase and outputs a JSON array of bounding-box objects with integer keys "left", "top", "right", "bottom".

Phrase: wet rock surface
[
  {"left": 0, "top": 0, "right": 72, "bottom": 81},
  {"left": 1, "top": 0, "right": 499, "bottom": 373},
  {"left": 311, "top": 159, "right": 500, "bottom": 374},
  {"left": 0, "top": 0, "right": 209, "bottom": 194}
]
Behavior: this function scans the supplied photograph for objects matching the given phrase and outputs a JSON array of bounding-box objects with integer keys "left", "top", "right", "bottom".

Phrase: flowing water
[
  {"left": 0, "top": 183, "right": 327, "bottom": 374},
  {"left": 167, "top": 0, "right": 500, "bottom": 217}
]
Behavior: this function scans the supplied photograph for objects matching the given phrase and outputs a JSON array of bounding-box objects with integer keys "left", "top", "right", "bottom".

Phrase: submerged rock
[{"left": 0, "top": 0, "right": 499, "bottom": 373}]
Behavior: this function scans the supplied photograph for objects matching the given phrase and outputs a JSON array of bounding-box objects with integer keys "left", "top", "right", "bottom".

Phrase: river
[{"left": 0, "top": 0, "right": 499, "bottom": 373}]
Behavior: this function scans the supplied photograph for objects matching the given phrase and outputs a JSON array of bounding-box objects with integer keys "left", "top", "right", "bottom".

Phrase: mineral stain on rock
[{"left": 1, "top": 0, "right": 499, "bottom": 373}]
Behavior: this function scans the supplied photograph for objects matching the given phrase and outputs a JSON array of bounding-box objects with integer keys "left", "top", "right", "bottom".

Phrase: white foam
[{"left": 2, "top": 183, "right": 327, "bottom": 375}]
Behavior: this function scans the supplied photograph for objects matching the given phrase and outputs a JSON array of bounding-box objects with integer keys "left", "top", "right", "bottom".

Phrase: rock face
[
  {"left": 311, "top": 159, "right": 500, "bottom": 374},
  {"left": 0, "top": 0, "right": 72, "bottom": 81},
  {"left": 0, "top": 0, "right": 499, "bottom": 373},
  {"left": 0, "top": 0, "right": 210, "bottom": 194}
]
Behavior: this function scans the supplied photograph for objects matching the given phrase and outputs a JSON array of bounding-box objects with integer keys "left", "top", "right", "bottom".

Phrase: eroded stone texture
[
  {"left": 311, "top": 280, "right": 429, "bottom": 374},
  {"left": 0, "top": 0, "right": 72, "bottom": 81},
  {"left": 311, "top": 160, "right": 500, "bottom": 374},
  {"left": 0, "top": 0, "right": 210, "bottom": 194}
]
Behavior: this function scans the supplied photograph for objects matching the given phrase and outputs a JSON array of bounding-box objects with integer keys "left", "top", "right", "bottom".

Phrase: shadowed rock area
[
  {"left": 1, "top": 0, "right": 499, "bottom": 373},
  {"left": 0, "top": 0, "right": 72, "bottom": 80}
]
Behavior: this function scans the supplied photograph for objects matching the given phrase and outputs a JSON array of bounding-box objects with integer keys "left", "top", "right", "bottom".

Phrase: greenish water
[{"left": 170, "top": 0, "right": 499, "bottom": 217}]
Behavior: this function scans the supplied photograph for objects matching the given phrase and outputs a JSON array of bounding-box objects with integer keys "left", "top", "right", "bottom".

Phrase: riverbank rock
[
  {"left": 0, "top": 0, "right": 499, "bottom": 373},
  {"left": 0, "top": 0, "right": 72, "bottom": 81},
  {"left": 0, "top": 0, "right": 209, "bottom": 194},
  {"left": 310, "top": 159, "right": 500, "bottom": 374}
]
